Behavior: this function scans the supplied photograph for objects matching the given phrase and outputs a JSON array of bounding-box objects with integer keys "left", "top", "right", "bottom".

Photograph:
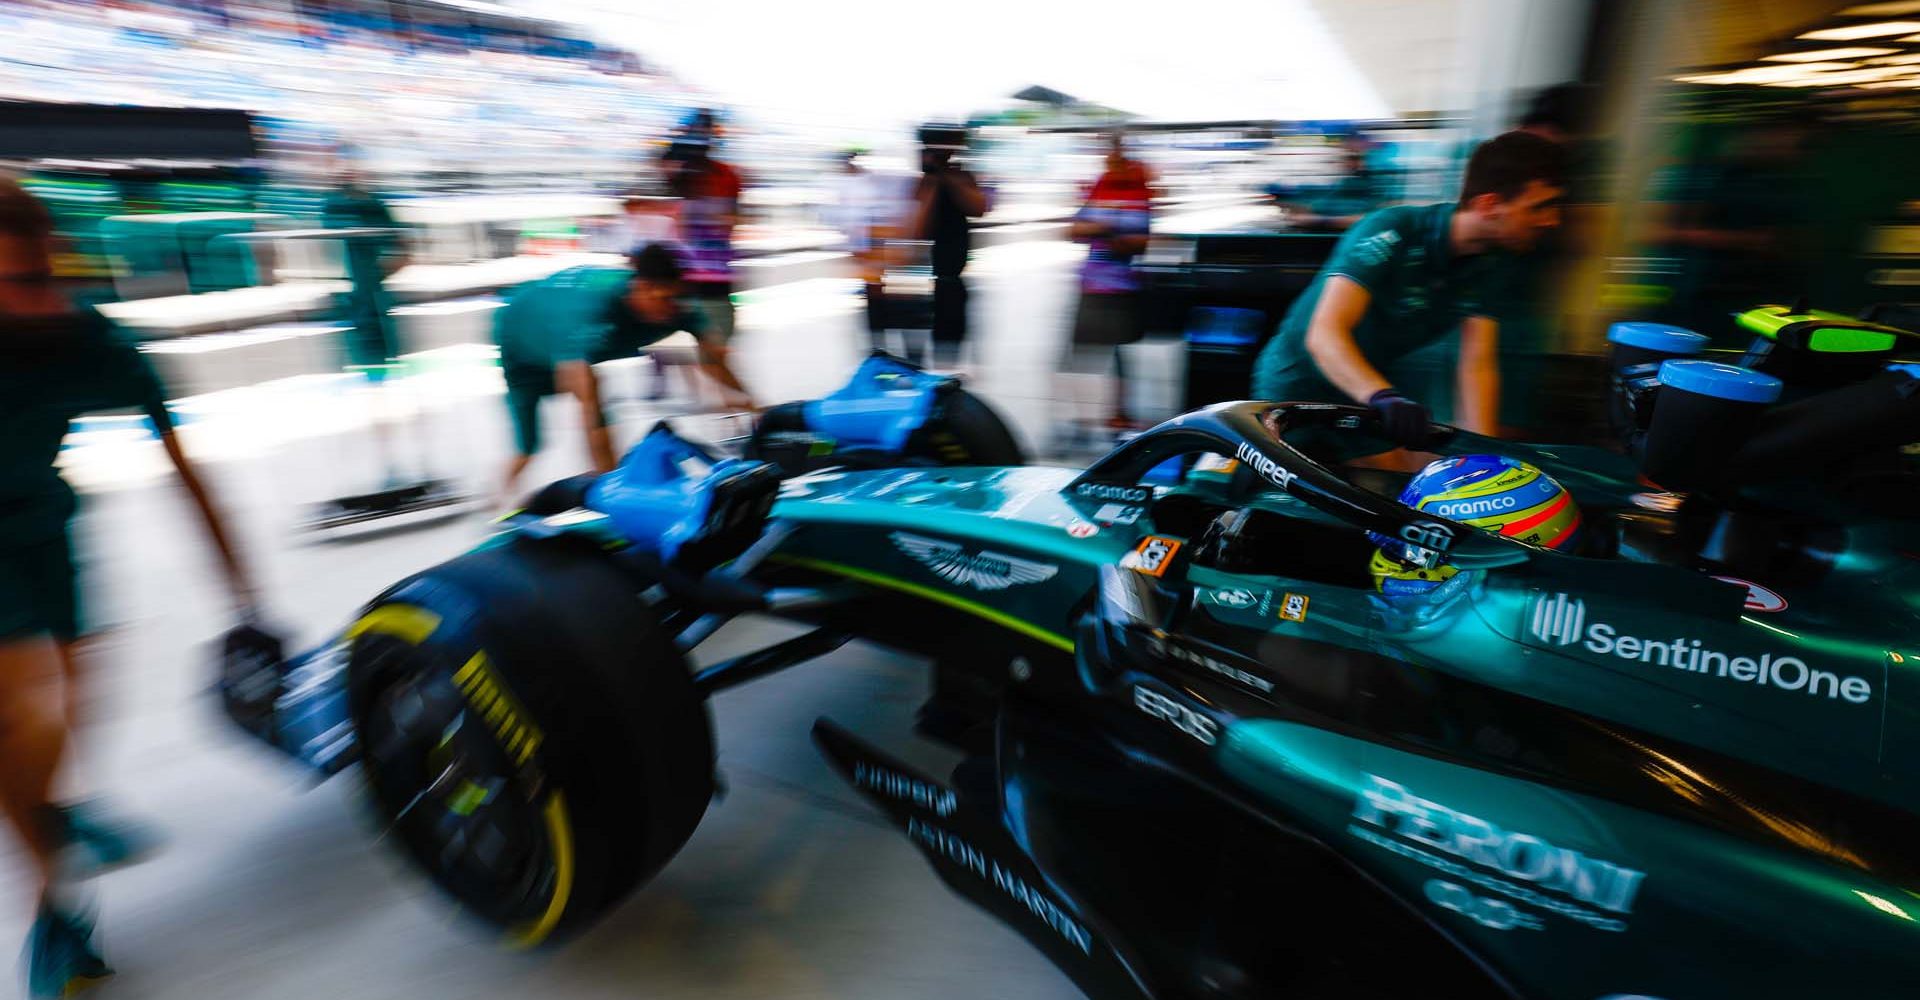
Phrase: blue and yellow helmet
[{"left": 1376, "top": 455, "right": 1582, "bottom": 570}]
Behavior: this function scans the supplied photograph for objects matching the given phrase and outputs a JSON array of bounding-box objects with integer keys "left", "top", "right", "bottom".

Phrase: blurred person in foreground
[
  {"left": 1065, "top": 130, "right": 1154, "bottom": 430},
  {"left": 1251, "top": 131, "right": 1567, "bottom": 458},
  {"left": 909, "top": 122, "right": 989, "bottom": 367},
  {"left": 1516, "top": 82, "right": 1597, "bottom": 146},
  {"left": 494, "top": 244, "right": 752, "bottom": 497},
  {"left": 0, "top": 178, "right": 258, "bottom": 998},
  {"left": 660, "top": 110, "right": 753, "bottom": 406}
]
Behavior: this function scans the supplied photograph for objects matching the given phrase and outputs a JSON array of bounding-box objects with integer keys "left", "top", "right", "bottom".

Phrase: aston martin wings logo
[{"left": 890, "top": 532, "right": 1059, "bottom": 591}]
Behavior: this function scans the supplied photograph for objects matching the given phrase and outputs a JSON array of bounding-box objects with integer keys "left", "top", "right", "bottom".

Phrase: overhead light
[
  {"left": 1676, "top": 63, "right": 1862, "bottom": 85},
  {"left": 1859, "top": 77, "right": 1920, "bottom": 86},
  {"left": 1765, "top": 66, "right": 1920, "bottom": 86},
  {"left": 1864, "top": 52, "right": 1920, "bottom": 63},
  {"left": 1764, "top": 46, "right": 1899, "bottom": 60},
  {"left": 1842, "top": 1, "right": 1920, "bottom": 14},
  {"left": 1800, "top": 20, "right": 1920, "bottom": 40}
]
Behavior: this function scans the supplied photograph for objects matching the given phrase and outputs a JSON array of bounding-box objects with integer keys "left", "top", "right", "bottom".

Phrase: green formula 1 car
[{"left": 224, "top": 336, "right": 1920, "bottom": 998}]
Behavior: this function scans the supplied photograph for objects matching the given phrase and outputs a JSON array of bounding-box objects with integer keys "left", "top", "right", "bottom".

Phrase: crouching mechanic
[
  {"left": 494, "top": 244, "right": 754, "bottom": 496},
  {"left": 1370, "top": 454, "right": 1582, "bottom": 596},
  {"left": 1252, "top": 131, "right": 1566, "bottom": 457}
]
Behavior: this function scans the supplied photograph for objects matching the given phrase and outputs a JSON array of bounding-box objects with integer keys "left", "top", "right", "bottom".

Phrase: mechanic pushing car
[
  {"left": 0, "top": 179, "right": 264, "bottom": 998},
  {"left": 494, "top": 243, "right": 754, "bottom": 498},
  {"left": 1252, "top": 130, "right": 1567, "bottom": 454}
]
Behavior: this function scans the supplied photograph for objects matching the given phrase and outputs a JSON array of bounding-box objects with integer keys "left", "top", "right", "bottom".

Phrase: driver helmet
[{"left": 1371, "top": 455, "right": 1582, "bottom": 594}]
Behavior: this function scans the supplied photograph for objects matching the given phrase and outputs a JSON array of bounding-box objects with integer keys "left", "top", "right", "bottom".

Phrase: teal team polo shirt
[{"left": 1253, "top": 203, "right": 1516, "bottom": 402}]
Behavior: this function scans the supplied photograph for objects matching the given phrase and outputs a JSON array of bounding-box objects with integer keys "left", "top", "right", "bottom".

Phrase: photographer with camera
[{"left": 908, "top": 122, "right": 989, "bottom": 367}]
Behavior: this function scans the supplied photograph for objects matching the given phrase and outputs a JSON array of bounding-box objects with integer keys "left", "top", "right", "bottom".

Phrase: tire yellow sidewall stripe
[
  {"left": 770, "top": 555, "right": 1074, "bottom": 653},
  {"left": 346, "top": 605, "right": 442, "bottom": 645},
  {"left": 507, "top": 791, "right": 575, "bottom": 949},
  {"left": 347, "top": 603, "right": 572, "bottom": 946},
  {"left": 452, "top": 652, "right": 545, "bottom": 767}
]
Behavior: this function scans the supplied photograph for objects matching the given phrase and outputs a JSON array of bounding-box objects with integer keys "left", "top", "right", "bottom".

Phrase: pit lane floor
[{"left": 0, "top": 241, "right": 1183, "bottom": 999}]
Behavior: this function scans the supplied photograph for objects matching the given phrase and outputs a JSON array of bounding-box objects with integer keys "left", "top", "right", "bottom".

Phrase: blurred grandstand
[{"left": 0, "top": 0, "right": 690, "bottom": 190}]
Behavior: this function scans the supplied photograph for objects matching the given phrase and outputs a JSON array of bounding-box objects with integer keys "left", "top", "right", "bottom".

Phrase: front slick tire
[{"left": 346, "top": 539, "right": 713, "bottom": 946}]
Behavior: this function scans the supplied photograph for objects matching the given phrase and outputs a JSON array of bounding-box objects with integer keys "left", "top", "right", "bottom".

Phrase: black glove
[
  {"left": 1367, "top": 388, "right": 1432, "bottom": 448},
  {"left": 218, "top": 621, "right": 287, "bottom": 739}
]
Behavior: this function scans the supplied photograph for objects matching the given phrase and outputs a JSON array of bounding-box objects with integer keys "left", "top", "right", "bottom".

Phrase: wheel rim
[{"left": 357, "top": 637, "right": 558, "bottom": 932}]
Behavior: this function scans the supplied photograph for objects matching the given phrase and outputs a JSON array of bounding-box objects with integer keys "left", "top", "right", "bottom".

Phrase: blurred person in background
[
  {"left": 1065, "top": 130, "right": 1154, "bottom": 431},
  {"left": 494, "top": 244, "right": 752, "bottom": 498},
  {"left": 1642, "top": 121, "right": 1811, "bottom": 344},
  {"left": 320, "top": 151, "right": 408, "bottom": 381},
  {"left": 320, "top": 153, "right": 420, "bottom": 487},
  {"left": 660, "top": 109, "right": 753, "bottom": 407},
  {"left": 602, "top": 193, "right": 677, "bottom": 257},
  {"left": 1252, "top": 131, "right": 1567, "bottom": 456},
  {"left": 909, "top": 122, "right": 989, "bottom": 367},
  {"left": 1273, "top": 132, "right": 1388, "bottom": 232},
  {"left": 827, "top": 148, "right": 912, "bottom": 357},
  {"left": 0, "top": 178, "right": 257, "bottom": 998}
]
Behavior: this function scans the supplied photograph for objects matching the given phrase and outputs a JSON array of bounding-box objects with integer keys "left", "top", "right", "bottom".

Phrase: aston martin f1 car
[{"left": 225, "top": 334, "right": 1920, "bottom": 999}]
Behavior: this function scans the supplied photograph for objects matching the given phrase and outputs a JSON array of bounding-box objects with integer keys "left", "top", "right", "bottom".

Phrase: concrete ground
[{"left": 12, "top": 236, "right": 1200, "bottom": 999}]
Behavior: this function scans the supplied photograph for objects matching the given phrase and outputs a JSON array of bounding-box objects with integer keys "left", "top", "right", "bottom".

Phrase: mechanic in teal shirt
[
  {"left": 494, "top": 244, "right": 754, "bottom": 496},
  {"left": 1253, "top": 131, "right": 1566, "bottom": 449},
  {"left": 319, "top": 176, "right": 407, "bottom": 377}
]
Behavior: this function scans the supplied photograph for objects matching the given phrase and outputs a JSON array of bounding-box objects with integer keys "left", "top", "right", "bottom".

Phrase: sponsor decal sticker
[
  {"left": 1129, "top": 536, "right": 1182, "bottom": 578},
  {"left": 1207, "top": 588, "right": 1258, "bottom": 610},
  {"left": 1710, "top": 576, "right": 1787, "bottom": 613},
  {"left": 1065, "top": 520, "right": 1099, "bottom": 539},
  {"left": 1425, "top": 879, "right": 1544, "bottom": 932},
  {"left": 1526, "top": 592, "right": 1870, "bottom": 705},
  {"left": 891, "top": 532, "right": 1060, "bottom": 592},
  {"left": 1146, "top": 635, "right": 1275, "bottom": 694},
  {"left": 1399, "top": 521, "right": 1456, "bottom": 552},
  {"left": 1092, "top": 503, "right": 1142, "bottom": 525},
  {"left": 1234, "top": 441, "right": 1297, "bottom": 491},
  {"left": 1074, "top": 482, "right": 1152, "bottom": 504},
  {"left": 1192, "top": 453, "right": 1240, "bottom": 475},
  {"left": 852, "top": 760, "right": 957, "bottom": 817},
  {"left": 1133, "top": 685, "right": 1220, "bottom": 745},
  {"left": 1352, "top": 228, "right": 1401, "bottom": 265},
  {"left": 1428, "top": 495, "right": 1518, "bottom": 518},
  {"left": 1278, "top": 592, "right": 1310, "bottom": 623},
  {"left": 906, "top": 817, "right": 1093, "bottom": 955},
  {"left": 1350, "top": 773, "right": 1646, "bottom": 932}
]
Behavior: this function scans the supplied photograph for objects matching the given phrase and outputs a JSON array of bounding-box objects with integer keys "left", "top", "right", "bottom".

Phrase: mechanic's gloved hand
[
  {"left": 218, "top": 620, "right": 288, "bottom": 739},
  {"left": 1366, "top": 388, "right": 1433, "bottom": 448},
  {"left": 221, "top": 621, "right": 285, "bottom": 685}
]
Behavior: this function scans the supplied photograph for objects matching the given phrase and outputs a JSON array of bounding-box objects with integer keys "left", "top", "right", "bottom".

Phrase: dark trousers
[
  {"left": 862, "top": 281, "right": 887, "bottom": 341},
  {"left": 932, "top": 273, "right": 968, "bottom": 347}
]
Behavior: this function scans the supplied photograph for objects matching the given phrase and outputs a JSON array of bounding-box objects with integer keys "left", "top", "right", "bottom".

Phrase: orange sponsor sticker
[{"left": 1131, "top": 536, "right": 1182, "bottom": 578}]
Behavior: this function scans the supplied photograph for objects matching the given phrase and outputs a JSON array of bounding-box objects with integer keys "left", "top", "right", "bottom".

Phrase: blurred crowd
[{"left": 0, "top": 0, "right": 682, "bottom": 188}]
